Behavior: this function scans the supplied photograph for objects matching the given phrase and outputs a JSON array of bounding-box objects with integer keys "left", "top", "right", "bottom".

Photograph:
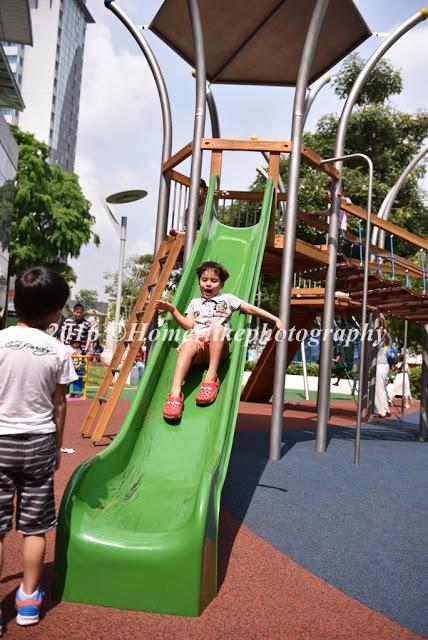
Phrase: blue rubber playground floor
[{"left": 223, "top": 409, "right": 427, "bottom": 637}]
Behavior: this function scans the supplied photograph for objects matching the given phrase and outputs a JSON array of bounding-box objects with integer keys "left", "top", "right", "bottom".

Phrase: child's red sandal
[
  {"left": 163, "top": 393, "right": 184, "bottom": 421},
  {"left": 196, "top": 378, "right": 220, "bottom": 406}
]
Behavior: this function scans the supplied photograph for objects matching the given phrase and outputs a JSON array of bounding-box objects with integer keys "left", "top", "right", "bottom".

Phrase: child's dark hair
[
  {"left": 14, "top": 267, "right": 70, "bottom": 325},
  {"left": 196, "top": 261, "right": 229, "bottom": 284}
]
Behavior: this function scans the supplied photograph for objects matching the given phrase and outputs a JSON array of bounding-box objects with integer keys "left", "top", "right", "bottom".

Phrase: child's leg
[
  {"left": 205, "top": 325, "right": 229, "bottom": 383},
  {"left": 171, "top": 342, "right": 199, "bottom": 396},
  {"left": 22, "top": 534, "right": 46, "bottom": 595},
  {"left": 0, "top": 533, "right": 4, "bottom": 577}
]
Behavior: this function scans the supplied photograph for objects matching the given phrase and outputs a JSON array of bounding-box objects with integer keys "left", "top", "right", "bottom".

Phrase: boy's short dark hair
[
  {"left": 200, "top": 179, "right": 207, "bottom": 190},
  {"left": 73, "top": 302, "right": 84, "bottom": 310},
  {"left": 14, "top": 267, "right": 70, "bottom": 324},
  {"left": 196, "top": 261, "right": 229, "bottom": 284}
]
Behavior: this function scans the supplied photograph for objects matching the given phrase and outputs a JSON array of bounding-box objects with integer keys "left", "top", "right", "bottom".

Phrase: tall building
[
  {"left": 0, "top": 0, "right": 32, "bottom": 326},
  {"left": 3, "top": 0, "right": 94, "bottom": 172}
]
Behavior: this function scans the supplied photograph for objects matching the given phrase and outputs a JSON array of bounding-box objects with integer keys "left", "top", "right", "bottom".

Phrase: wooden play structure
[{"left": 83, "top": 135, "right": 428, "bottom": 440}]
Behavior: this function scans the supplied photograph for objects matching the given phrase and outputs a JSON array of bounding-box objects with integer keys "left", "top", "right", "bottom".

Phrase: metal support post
[
  {"left": 105, "top": 1, "right": 173, "bottom": 252},
  {"left": 183, "top": 0, "right": 207, "bottom": 265},
  {"left": 114, "top": 216, "right": 127, "bottom": 347},
  {"left": 372, "top": 143, "right": 428, "bottom": 250},
  {"left": 419, "top": 324, "right": 428, "bottom": 442},
  {"left": 316, "top": 10, "right": 427, "bottom": 455},
  {"left": 361, "top": 313, "right": 373, "bottom": 421},
  {"left": 319, "top": 154, "right": 373, "bottom": 463},
  {"left": 301, "top": 342, "right": 310, "bottom": 401},
  {"left": 401, "top": 320, "right": 408, "bottom": 414},
  {"left": 206, "top": 84, "right": 220, "bottom": 138},
  {"left": 269, "top": 0, "right": 330, "bottom": 460}
]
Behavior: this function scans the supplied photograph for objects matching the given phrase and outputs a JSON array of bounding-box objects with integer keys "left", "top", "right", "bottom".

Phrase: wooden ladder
[{"left": 80, "top": 233, "right": 184, "bottom": 443}]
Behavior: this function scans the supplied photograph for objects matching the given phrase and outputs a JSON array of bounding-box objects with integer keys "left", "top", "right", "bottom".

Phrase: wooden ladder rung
[
  {"left": 98, "top": 397, "right": 108, "bottom": 403},
  {"left": 111, "top": 368, "right": 121, "bottom": 374}
]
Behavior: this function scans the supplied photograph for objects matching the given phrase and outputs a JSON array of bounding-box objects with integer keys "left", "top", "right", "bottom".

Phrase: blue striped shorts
[{"left": 0, "top": 433, "right": 57, "bottom": 535}]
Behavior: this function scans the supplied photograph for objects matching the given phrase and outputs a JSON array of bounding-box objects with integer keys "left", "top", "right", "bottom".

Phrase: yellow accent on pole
[
  {"left": 419, "top": 8, "right": 428, "bottom": 18},
  {"left": 250, "top": 135, "right": 258, "bottom": 140}
]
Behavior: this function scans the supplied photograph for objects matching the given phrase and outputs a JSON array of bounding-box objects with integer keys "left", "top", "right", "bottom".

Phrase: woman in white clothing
[
  {"left": 374, "top": 316, "right": 391, "bottom": 417},
  {"left": 391, "top": 355, "right": 413, "bottom": 408}
]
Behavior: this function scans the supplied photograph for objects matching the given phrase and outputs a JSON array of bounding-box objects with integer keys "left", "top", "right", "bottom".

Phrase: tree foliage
[
  {"left": 334, "top": 53, "right": 402, "bottom": 106},
  {"left": 252, "top": 54, "right": 428, "bottom": 351},
  {"left": 8, "top": 126, "right": 99, "bottom": 279},
  {"left": 104, "top": 254, "right": 154, "bottom": 321},
  {"left": 104, "top": 252, "right": 183, "bottom": 322},
  {"left": 76, "top": 288, "right": 98, "bottom": 311},
  {"left": 253, "top": 53, "right": 428, "bottom": 257}
]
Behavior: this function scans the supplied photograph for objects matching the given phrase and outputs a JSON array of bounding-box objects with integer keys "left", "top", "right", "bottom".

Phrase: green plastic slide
[{"left": 53, "top": 176, "right": 274, "bottom": 616}]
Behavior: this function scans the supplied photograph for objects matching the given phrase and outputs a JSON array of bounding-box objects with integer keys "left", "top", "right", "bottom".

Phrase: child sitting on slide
[{"left": 155, "top": 261, "right": 284, "bottom": 421}]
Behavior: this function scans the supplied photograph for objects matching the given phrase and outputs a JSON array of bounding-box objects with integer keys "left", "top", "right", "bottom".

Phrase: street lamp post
[{"left": 102, "top": 189, "right": 147, "bottom": 348}]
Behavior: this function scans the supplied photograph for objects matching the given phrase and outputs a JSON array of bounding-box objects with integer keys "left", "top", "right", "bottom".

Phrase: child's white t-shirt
[
  {"left": 0, "top": 325, "right": 78, "bottom": 434},
  {"left": 185, "top": 293, "right": 243, "bottom": 334}
]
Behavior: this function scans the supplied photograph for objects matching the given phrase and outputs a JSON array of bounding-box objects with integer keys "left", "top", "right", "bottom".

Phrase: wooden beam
[
  {"left": 201, "top": 138, "right": 291, "bottom": 152},
  {"left": 163, "top": 142, "right": 193, "bottom": 173},
  {"left": 341, "top": 200, "right": 428, "bottom": 252},
  {"left": 300, "top": 145, "right": 340, "bottom": 179},
  {"left": 214, "top": 190, "right": 287, "bottom": 201},
  {"left": 267, "top": 151, "right": 280, "bottom": 246},
  {"left": 210, "top": 150, "right": 223, "bottom": 179},
  {"left": 274, "top": 235, "right": 330, "bottom": 266},
  {"left": 169, "top": 170, "right": 190, "bottom": 187},
  {"left": 297, "top": 210, "right": 423, "bottom": 278}
]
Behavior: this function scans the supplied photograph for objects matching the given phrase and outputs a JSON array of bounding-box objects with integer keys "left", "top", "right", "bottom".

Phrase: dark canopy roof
[
  {"left": 150, "top": 0, "right": 371, "bottom": 86},
  {"left": 0, "top": 0, "right": 32, "bottom": 46},
  {"left": 0, "top": 47, "right": 24, "bottom": 111}
]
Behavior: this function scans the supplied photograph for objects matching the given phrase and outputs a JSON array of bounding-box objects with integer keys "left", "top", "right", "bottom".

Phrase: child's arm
[
  {"left": 53, "top": 383, "right": 67, "bottom": 470},
  {"left": 238, "top": 302, "right": 285, "bottom": 332},
  {"left": 154, "top": 300, "right": 195, "bottom": 331}
]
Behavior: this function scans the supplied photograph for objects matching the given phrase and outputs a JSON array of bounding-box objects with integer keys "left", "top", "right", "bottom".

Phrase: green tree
[
  {"left": 76, "top": 288, "right": 98, "bottom": 310},
  {"left": 104, "top": 253, "right": 183, "bottom": 322},
  {"left": 253, "top": 53, "right": 428, "bottom": 350},
  {"left": 104, "top": 254, "right": 154, "bottom": 321},
  {"left": 8, "top": 127, "right": 99, "bottom": 279},
  {"left": 253, "top": 53, "right": 428, "bottom": 254}
]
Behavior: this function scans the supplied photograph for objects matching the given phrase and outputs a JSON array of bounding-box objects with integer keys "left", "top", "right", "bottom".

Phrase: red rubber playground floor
[{"left": 0, "top": 398, "right": 425, "bottom": 639}]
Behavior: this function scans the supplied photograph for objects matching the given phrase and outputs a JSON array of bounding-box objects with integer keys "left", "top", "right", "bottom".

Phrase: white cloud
[{"left": 387, "top": 22, "right": 428, "bottom": 112}]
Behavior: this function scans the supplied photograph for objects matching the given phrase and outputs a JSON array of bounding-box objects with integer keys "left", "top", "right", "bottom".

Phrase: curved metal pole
[
  {"left": 104, "top": 1, "right": 172, "bottom": 252},
  {"left": 322, "top": 153, "right": 372, "bottom": 465},
  {"left": 372, "top": 142, "right": 428, "bottom": 249},
  {"left": 316, "top": 10, "right": 428, "bottom": 454},
  {"left": 183, "top": 0, "right": 207, "bottom": 265},
  {"left": 303, "top": 73, "right": 332, "bottom": 123},
  {"left": 206, "top": 83, "right": 220, "bottom": 138},
  {"left": 269, "top": 0, "right": 330, "bottom": 461}
]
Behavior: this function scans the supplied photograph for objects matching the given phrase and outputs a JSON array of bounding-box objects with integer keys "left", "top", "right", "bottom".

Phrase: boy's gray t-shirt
[{"left": 185, "top": 293, "right": 243, "bottom": 333}]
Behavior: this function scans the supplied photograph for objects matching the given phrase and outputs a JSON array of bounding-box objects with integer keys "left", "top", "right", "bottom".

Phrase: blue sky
[{"left": 70, "top": 0, "right": 428, "bottom": 300}]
